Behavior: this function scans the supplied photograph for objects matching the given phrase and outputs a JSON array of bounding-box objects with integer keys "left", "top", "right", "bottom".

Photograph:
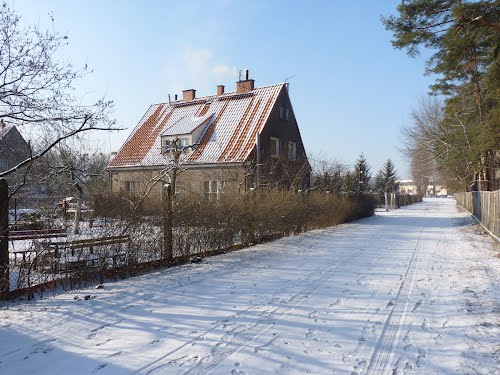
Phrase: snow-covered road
[{"left": 1, "top": 198, "right": 499, "bottom": 374}]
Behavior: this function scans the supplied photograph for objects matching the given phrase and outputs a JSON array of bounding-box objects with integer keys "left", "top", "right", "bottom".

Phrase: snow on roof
[
  {"left": 108, "top": 83, "right": 285, "bottom": 168},
  {"left": 161, "top": 113, "right": 214, "bottom": 137}
]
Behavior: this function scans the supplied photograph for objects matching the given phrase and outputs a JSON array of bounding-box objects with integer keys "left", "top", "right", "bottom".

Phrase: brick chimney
[
  {"left": 217, "top": 85, "right": 225, "bottom": 96},
  {"left": 183, "top": 89, "right": 196, "bottom": 102},
  {"left": 236, "top": 69, "right": 255, "bottom": 93}
]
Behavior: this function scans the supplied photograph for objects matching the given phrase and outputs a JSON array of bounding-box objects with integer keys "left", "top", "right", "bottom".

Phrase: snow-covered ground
[{"left": 1, "top": 198, "right": 499, "bottom": 374}]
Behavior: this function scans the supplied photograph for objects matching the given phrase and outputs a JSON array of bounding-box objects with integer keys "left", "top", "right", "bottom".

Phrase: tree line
[{"left": 383, "top": 0, "right": 500, "bottom": 192}]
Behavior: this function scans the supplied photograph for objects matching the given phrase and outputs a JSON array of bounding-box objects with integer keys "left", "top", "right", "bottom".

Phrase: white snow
[{"left": 1, "top": 198, "right": 499, "bottom": 374}]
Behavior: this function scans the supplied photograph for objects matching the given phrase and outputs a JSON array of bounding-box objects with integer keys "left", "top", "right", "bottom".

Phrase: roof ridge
[{"left": 149, "top": 82, "right": 286, "bottom": 107}]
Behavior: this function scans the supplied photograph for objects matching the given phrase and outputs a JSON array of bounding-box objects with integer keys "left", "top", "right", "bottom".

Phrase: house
[
  {"left": 0, "top": 120, "right": 30, "bottom": 174},
  {"left": 397, "top": 179, "right": 418, "bottom": 195},
  {"left": 107, "top": 73, "right": 310, "bottom": 200}
]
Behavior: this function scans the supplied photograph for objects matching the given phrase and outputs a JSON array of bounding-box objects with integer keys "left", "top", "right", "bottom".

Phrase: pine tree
[
  {"left": 383, "top": 0, "right": 500, "bottom": 191},
  {"left": 353, "top": 153, "right": 372, "bottom": 194},
  {"left": 376, "top": 159, "right": 398, "bottom": 193}
]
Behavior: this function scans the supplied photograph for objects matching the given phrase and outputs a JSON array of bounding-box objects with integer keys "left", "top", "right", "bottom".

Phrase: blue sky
[{"left": 13, "top": 0, "right": 436, "bottom": 178}]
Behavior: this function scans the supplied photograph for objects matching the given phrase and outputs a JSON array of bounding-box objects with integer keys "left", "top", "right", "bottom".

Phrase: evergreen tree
[
  {"left": 342, "top": 171, "right": 354, "bottom": 194},
  {"left": 383, "top": 0, "right": 500, "bottom": 190},
  {"left": 331, "top": 169, "right": 343, "bottom": 194},
  {"left": 353, "top": 153, "right": 372, "bottom": 194},
  {"left": 376, "top": 159, "right": 398, "bottom": 193}
]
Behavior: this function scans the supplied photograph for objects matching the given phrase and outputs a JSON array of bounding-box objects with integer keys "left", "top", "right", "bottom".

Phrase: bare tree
[{"left": 0, "top": 2, "right": 117, "bottom": 185}]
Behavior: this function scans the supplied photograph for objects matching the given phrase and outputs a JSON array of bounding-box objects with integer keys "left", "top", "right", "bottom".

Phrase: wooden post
[
  {"left": 162, "top": 183, "right": 173, "bottom": 263},
  {"left": 0, "top": 179, "right": 9, "bottom": 299}
]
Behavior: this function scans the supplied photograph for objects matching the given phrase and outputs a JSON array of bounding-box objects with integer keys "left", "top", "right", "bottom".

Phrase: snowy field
[{"left": 1, "top": 198, "right": 499, "bottom": 374}]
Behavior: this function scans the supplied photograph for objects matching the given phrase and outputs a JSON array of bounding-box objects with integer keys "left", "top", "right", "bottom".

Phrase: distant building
[
  {"left": 0, "top": 120, "right": 30, "bottom": 174},
  {"left": 397, "top": 179, "right": 418, "bottom": 195},
  {"left": 108, "top": 73, "right": 310, "bottom": 199}
]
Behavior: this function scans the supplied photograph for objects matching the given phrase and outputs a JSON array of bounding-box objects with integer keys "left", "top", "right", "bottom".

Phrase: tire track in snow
[
  {"left": 138, "top": 227, "right": 384, "bottom": 375},
  {"left": 366, "top": 228, "right": 425, "bottom": 375}
]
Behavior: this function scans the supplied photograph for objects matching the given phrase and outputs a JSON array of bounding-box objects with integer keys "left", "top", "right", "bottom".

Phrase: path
[{"left": 1, "top": 198, "right": 498, "bottom": 374}]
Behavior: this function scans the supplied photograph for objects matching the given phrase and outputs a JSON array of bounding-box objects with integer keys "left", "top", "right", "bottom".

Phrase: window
[
  {"left": 0, "top": 159, "right": 7, "bottom": 170},
  {"left": 178, "top": 137, "right": 189, "bottom": 148},
  {"left": 204, "top": 180, "right": 224, "bottom": 201},
  {"left": 163, "top": 137, "right": 190, "bottom": 153},
  {"left": 270, "top": 137, "right": 280, "bottom": 158},
  {"left": 288, "top": 141, "right": 297, "bottom": 161},
  {"left": 163, "top": 139, "right": 173, "bottom": 152},
  {"left": 279, "top": 107, "right": 289, "bottom": 121},
  {"left": 124, "top": 181, "right": 140, "bottom": 192}
]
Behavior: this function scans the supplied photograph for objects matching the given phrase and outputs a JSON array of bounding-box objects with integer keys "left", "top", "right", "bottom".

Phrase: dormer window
[
  {"left": 161, "top": 113, "right": 214, "bottom": 154},
  {"left": 163, "top": 137, "right": 190, "bottom": 153}
]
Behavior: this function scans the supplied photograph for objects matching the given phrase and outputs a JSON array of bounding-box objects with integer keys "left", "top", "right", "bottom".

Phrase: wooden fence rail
[
  {"left": 455, "top": 190, "right": 500, "bottom": 239},
  {"left": 9, "top": 229, "right": 66, "bottom": 241}
]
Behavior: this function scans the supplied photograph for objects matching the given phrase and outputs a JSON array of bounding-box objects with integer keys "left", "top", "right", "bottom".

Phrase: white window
[
  {"left": 279, "top": 107, "right": 289, "bottom": 121},
  {"left": 270, "top": 137, "right": 280, "bottom": 158},
  {"left": 288, "top": 141, "right": 297, "bottom": 161},
  {"left": 124, "top": 181, "right": 140, "bottom": 192},
  {"left": 178, "top": 137, "right": 189, "bottom": 148},
  {"left": 204, "top": 180, "right": 224, "bottom": 201},
  {"left": 162, "top": 137, "right": 190, "bottom": 153},
  {"left": 163, "top": 139, "right": 173, "bottom": 152}
]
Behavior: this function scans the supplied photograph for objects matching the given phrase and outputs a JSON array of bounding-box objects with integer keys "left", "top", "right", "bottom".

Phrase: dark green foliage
[
  {"left": 375, "top": 159, "right": 398, "bottom": 193},
  {"left": 353, "top": 154, "right": 372, "bottom": 194},
  {"left": 384, "top": 0, "right": 500, "bottom": 191}
]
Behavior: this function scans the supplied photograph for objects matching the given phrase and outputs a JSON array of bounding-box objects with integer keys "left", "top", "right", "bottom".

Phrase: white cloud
[
  {"left": 163, "top": 47, "right": 236, "bottom": 96},
  {"left": 212, "top": 64, "right": 238, "bottom": 78}
]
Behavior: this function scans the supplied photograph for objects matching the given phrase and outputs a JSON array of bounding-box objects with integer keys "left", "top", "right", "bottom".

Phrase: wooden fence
[{"left": 455, "top": 190, "right": 500, "bottom": 239}]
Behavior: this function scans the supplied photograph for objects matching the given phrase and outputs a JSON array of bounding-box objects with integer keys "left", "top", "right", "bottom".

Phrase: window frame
[
  {"left": 270, "top": 137, "right": 280, "bottom": 158},
  {"left": 204, "top": 180, "right": 225, "bottom": 201},
  {"left": 288, "top": 141, "right": 297, "bottom": 161},
  {"left": 279, "top": 107, "right": 289, "bottom": 121}
]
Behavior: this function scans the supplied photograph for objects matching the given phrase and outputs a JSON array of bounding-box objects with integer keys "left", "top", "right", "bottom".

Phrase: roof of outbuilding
[{"left": 108, "top": 83, "right": 285, "bottom": 169}]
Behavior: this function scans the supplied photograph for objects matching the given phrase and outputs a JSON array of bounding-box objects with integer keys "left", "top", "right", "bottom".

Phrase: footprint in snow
[
  {"left": 96, "top": 339, "right": 112, "bottom": 347},
  {"left": 92, "top": 363, "right": 107, "bottom": 372},
  {"left": 412, "top": 299, "right": 423, "bottom": 313},
  {"left": 305, "top": 329, "right": 318, "bottom": 341}
]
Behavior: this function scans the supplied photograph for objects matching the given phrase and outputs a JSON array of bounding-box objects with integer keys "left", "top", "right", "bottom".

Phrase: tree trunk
[
  {"left": 74, "top": 182, "right": 83, "bottom": 235},
  {"left": 0, "top": 179, "right": 9, "bottom": 299}
]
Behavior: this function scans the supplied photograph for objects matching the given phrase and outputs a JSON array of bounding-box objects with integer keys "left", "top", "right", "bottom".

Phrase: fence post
[
  {"left": 162, "top": 183, "right": 173, "bottom": 263},
  {"left": 0, "top": 179, "right": 9, "bottom": 299}
]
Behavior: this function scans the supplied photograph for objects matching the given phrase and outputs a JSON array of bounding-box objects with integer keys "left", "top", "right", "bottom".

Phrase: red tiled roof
[{"left": 108, "top": 83, "right": 285, "bottom": 168}]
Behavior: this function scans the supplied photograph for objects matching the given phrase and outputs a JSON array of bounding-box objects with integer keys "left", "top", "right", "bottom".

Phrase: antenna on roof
[
  {"left": 168, "top": 94, "right": 171, "bottom": 105},
  {"left": 284, "top": 75, "right": 296, "bottom": 92},
  {"left": 238, "top": 70, "right": 242, "bottom": 81}
]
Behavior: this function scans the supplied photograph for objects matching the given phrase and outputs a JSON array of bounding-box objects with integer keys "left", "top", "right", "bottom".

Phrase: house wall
[
  {"left": 109, "top": 164, "right": 247, "bottom": 201},
  {"left": 253, "top": 86, "right": 311, "bottom": 190}
]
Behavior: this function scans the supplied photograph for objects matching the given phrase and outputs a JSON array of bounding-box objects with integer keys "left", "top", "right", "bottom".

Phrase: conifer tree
[
  {"left": 383, "top": 0, "right": 500, "bottom": 190},
  {"left": 353, "top": 154, "right": 372, "bottom": 194},
  {"left": 376, "top": 159, "right": 398, "bottom": 193}
]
